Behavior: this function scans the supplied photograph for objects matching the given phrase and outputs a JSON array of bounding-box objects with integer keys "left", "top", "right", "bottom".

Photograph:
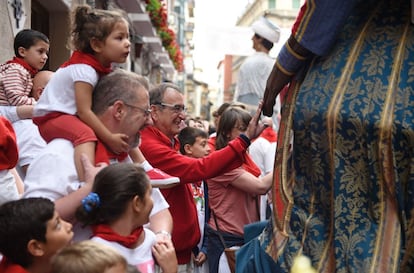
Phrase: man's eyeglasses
[
  {"left": 124, "top": 103, "right": 152, "bottom": 117},
  {"left": 157, "top": 102, "right": 187, "bottom": 113}
]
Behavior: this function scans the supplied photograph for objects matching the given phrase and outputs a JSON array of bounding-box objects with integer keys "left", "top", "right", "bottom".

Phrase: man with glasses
[
  {"left": 23, "top": 70, "right": 174, "bottom": 243},
  {"left": 140, "top": 82, "right": 267, "bottom": 273},
  {"left": 123, "top": 102, "right": 152, "bottom": 116}
]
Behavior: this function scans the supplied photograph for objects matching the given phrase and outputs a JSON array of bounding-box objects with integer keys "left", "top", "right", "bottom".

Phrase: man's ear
[
  {"left": 27, "top": 239, "right": 45, "bottom": 257},
  {"left": 112, "top": 100, "right": 124, "bottom": 120},
  {"left": 149, "top": 105, "right": 158, "bottom": 121}
]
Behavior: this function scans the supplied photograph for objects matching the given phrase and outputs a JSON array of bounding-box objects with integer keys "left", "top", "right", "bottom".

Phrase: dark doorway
[{"left": 31, "top": 0, "right": 49, "bottom": 70}]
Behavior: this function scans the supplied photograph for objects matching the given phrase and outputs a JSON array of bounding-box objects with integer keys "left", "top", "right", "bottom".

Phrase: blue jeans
[{"left": 205, "top": 224, "right": 244, "bottom": 273}]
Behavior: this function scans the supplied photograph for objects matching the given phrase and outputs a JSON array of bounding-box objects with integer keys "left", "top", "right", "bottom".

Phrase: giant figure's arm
[{"left": 262, "top": 0, "right": 358, "bottom": 116}]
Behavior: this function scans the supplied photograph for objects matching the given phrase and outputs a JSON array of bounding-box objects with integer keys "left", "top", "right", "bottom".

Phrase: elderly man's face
[
  {"left": 151, "top": 87, "right": 186, "bottom": 138},
  {"left": 121, "top": 87, "right": 152, "bottom": 148}
]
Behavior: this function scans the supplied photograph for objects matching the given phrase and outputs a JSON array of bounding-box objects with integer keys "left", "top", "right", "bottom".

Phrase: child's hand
[
  {"left": 152, "top": 240, "right": 178, "bottom": 273},
  {"left": 193, "top": 251, "right": 207, "bottom": 266},
  {"left": 107, "top": 133, "right": 129, "bottom": 154}
]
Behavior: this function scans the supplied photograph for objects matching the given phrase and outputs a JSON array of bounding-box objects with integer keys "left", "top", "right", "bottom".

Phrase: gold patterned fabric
[{"left": 264, "top": 0, "right": 414, "bottom": 272}]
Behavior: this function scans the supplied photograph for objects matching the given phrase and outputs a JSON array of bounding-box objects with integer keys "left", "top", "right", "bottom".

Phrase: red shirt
[
  {"left": 0, "top": 117, "right": 18, "bottom": 170},
  {"left": 0, "top": 258, "right": 30, "bottom": 273},
  {"left": 140, "top": 126, "right": 249, "bottom": 264}
]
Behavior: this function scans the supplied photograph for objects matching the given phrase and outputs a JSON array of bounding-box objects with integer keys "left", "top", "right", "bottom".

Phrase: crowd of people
[
  {"left": 0, "top": 4, "right": 276, "bottom": 273},
  {"left": 3, "top": 0, "right": 409, "bottom": 272}
]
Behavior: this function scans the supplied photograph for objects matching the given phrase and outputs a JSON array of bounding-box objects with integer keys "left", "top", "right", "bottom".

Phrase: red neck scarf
[
  {"left": 92, "top": 224, "right": 144, "bottom": 248},
  {"left": 0, "top": 257, "right": 30, "bottom": 273},
  {"left": 259, "top": 127, "right": 277, "bottom": 143},
  {"left": 6, "top": 57, "right": 38, "bottom": 77},
  {"left": 95, "top": 140, "right": 128, "bottom": 165},
  {"left": 61, "top": 51, "right": 112, "bottom": 76},
  {"left": 242, "top": 153, "right": 262, "bottom": 177}
]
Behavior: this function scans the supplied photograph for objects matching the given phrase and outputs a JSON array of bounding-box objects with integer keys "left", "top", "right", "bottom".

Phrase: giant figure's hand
[
  {"left": 262, "top": 35, "right": 314, "bottom": 117},
  {"left": 262, "top": 64, "right": 292, "bottom": 116}
]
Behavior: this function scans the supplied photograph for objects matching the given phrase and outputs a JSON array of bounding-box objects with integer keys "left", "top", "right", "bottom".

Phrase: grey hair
[
  {"left": 149, "top": 82, "right": 182, "bottom": 105},
  {"left": 92, "top": 69, "right": 145, "bottom": 115}
]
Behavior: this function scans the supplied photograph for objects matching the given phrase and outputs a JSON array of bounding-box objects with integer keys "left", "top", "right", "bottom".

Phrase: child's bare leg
[
  {"left": 129, "top": 147, "right": 145, "bottom": 164},
  {"left": 74, "top": 142, "right": 95, "bottom": 181},
  {"left": 10, "top": 168, "right": 24, "bottom": 195}
]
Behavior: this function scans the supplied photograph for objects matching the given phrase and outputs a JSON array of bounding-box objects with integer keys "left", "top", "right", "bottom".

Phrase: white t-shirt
[
  {"left": 23, "top": 139, "right": 169, "bottom": 241},
  {"left": 34, "top": 64, "right": 98, "bottom": 117},
  {"left": 12, "top": 120, "right": 46, "bottom": 172},
  {"left": 249, "top": 137, "right": 276, "bottom": 221},
  {"left": 0, "top": 170, "right": 19, "bottom": 206},
  {"left": 0, "top": 106, "right": 19, "bottom": 122},
  {"left": 92, "top": 228, "right": 156, "bottom": 273},
  {"left": 235, "top": 52, "right": 275, "bottom": 99},
  {"left": 0, "top": 106, "right": 47, "bottom": 179},
  {"left": 235, "top": 52, "right": 281, "bottom": 131},
  {"left": 249, "top": 137, "right": 277, "bottom": 177}
]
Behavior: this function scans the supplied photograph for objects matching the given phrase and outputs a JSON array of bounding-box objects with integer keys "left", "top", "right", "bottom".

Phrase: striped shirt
[{"left": 0, "top": 63, "right": 36, "bottom": 106}]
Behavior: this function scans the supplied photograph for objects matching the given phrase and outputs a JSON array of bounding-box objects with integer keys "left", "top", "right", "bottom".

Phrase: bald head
[{"left": 32, "top": 70, "right": 54, "bottom": 100}]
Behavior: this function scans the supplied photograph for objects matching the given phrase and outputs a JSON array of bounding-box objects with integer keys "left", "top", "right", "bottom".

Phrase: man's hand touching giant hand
[{"left": 245, "top": 101, "right": 268, "bottom": 141}]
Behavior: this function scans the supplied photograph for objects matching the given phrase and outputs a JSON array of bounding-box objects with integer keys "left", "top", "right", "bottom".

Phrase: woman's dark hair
[
  {"left": 0, "top": 198, "right": 55, "bottom": 267},
  {"left": 76, "top": 163, "right": 150, "bottom": 226},
  {"left": 215, "top": 107, "right": 252, "bottom": 150}
]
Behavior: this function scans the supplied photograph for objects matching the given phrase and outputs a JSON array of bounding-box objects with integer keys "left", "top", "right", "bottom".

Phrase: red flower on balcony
[{"left": 144, "top": 0, "right": 184, "bottom": 72}]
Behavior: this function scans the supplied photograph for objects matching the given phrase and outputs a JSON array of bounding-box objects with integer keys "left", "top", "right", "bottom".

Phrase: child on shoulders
[
  {"left": 32, "top": 5, "right": 178, "bottom": 186},
  {"left": 33, "top": 5, "right": 129, "bottom": 182}
]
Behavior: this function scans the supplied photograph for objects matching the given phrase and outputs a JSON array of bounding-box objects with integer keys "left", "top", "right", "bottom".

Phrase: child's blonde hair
[
  {"left": 69, "top": 5, "right": 128, "bottom": 53},
  {"left": 51, "top": 240, "right": 127, "bottom": 273}
]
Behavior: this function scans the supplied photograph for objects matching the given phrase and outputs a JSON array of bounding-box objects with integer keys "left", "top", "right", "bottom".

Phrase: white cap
[{"left": 251, "top": 17, "right": 280, "bottom": 43}]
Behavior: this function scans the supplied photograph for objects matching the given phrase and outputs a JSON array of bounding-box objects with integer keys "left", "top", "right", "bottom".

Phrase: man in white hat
[{"left": 234, "top": 16, "right": 281, "bottom": 130}]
